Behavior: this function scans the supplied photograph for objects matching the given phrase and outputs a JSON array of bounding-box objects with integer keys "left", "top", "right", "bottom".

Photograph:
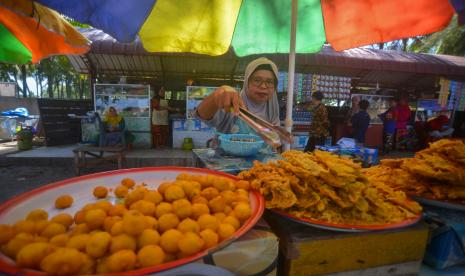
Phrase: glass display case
[
  {"left": 186, "top": 86, "right": 217, "bottom": 119},
  {"left": 350, "top": 94, "right": 394, "bottom": 125},
  {"left": 94, "top": 84, "right": 151, "bottom": 148}
]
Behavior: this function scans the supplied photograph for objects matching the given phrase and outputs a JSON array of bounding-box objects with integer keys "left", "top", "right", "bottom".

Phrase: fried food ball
[
  {"left": 16, "top": 242, "right": 55, "bottom": 269},
  {"left": 164, "top": 252, "right": 177, "bottom": 263},
  {"left": 159, "top": 229, "right": 183, "bottom": 253},
  {"left": 155, "top": 202, "right": 173, "bottom": 218},
  {"left": 130, "top": 200, "right": 156, "bottom": 216},
  {"left": 103, "top": 216, "right": 122, "bottom": 232},
  {"left": 41, "top": 222, "right": 66, "bottom": 239},
  {"left": 79, "top": 252, "right": 96, "bottom": 275},
  {"left": 125, "top": 187, "right": 148, "bottom": 207},
  {"left": 177, "top": 180, "right": 202, "bottom": 199},
  {"left": 82, "top": 203, "right": 96, "bottom": 212},
  {"left": 55, "top": 195, "right": 73, "bottom": 209},
  {"left": 107, "top": 250, "right": 137, "bottom": 272},
  {"left": 74, "top": 210, "right": 86, "bottom": 225},
  {"left": 66, "top": 234, "right": 90, "bottom": 252},
  {"left": 93, "top": 186, "right": 108, "bottom": 198},
  {"left": 14, "top": 220, "right": 36, "bottom": 234},
  {"left": 213, "top": 212, "right": 226, "bottom": 222},
  {"left": 203, "top": 175, "right": 216, "bottom": 189},
  {"left": 197, "top": 214, "right": 219, "bottom": 232},
  {"left": 222, "top": 216, "right": 241, "bottom": 230},
  {"left": 212, "top": 177, "right": 235, "bottom": 192},
  {"left": 157, "top": 182, "right": 174, "bottom": 195},
  {"left": 176, "top": 173, "right": 192, "bottom": 181},
  {"left": 0, "top": 224, "right": 15, "bottom": 245},
  {"left": 85, "top": 209, "right": 107, "bottom": 230},
  {"left": 34, "top": 236, "right": 48, "bottom": 243},
  {"left": 200, "top": 187, "right": 219, "bottom": 200},
  {"left": 138, "top": 229, "right": 161, "bottom": 248},
  {"left": 217, "top": 223, "right": 235, "bottom": 241},
  {"left": 178, "top": 232, "right": 204, "bottom": 255},
  {"left": 209, "top": 196, "right": 226, "bottom": 213},
  {"left": 70, "top": 223, "right": 90, "bottom": 235},
  {"left": 1, "top": 233, "right": 35, "bottom": 258},
  {"left": 235, "top": 180, "right": 250, "bottom": 190},
  {"left": 190, "top": 203, "right": 210, "bottom": 220},
  {"left": 94, "top": 200, "right": 113, "bottom": 213},
  {"left": 224, "top": 205, "right": 233, "bottom": 215},
  {"left": 109, "top": 204, "right": 128, "bottom": 217},
  {"left": 191, "top": 195, "right": 209, "bottom": 205},
  {"left": 26, "top": 209, "right": 49, "bottom": 222},
  {"left": 235, "top": 188, "right": 249, "bottom": 199},
  {"left": 220, "top": 190, "right": 236, "bottom": 205},
  {"left": 164, "top": 185, "right": 186, "bottom": 202},
  {"left": 121, "top": 178, "right": 136, "bottom": 188},
  {"left": 51, "top": 213, "right": 73, "bottom": 229},
  {"left": 137, "top": 245, "right": 165, "bottom": 267},
  {"left": 86, "top": 231, "right": 111, "bottom": 258},
  {"left": 49, "top": 233, "right": 69, "bottom": 247},
  {"left": 110, "top": 221, "right": 124, "bottom": 236},
  {"left": 122, "top": 210, "right": 147, "bottom": 236},
  {"left": 199, "top": 229, "right": 219, "bottom": 250},
  {"left": 172, "top": 199, "right": 192, "bottom": 219},
  {"left": 34, "top": 220, "right": 50, "bottom": 234},
  {"left": 234, "top": 203, "right": 252, "bottom": 221},
  {"left": 177, "top": 218, "right": 200, "bottom": 234},
  {"left": 114, "top": 185, "right": 129, "bottom": 198},
  {"left": 144, "top": 190, "right": 163, "bottom": 205},
  {"left": 158, "top": 213, "right": 180, "bottom": 233},
  {"left": 110, "top": 234, "right": 137, "bottom": 253},
  {"left": 96, "top": 257, "right": 110, "bottom": 274},
  {"left": 145, "top": 216, "right": 158, "bottom": 230},
  {"left": 40, "top": 248, "right": 82, "bottom": 275}
]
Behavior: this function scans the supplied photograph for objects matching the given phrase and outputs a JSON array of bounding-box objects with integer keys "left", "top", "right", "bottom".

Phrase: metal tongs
[{"left": 238, "top": 107, "right": 292, "bottom": 149}]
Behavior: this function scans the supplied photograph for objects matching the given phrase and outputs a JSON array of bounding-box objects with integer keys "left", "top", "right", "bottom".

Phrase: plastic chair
[{"left": 95, "top": 113, "right": 126, "bottom": 147}]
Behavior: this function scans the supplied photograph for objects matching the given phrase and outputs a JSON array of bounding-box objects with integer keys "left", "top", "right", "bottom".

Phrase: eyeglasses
[{"left": 250, "top": 77, "right": 275, "bottom": 88}]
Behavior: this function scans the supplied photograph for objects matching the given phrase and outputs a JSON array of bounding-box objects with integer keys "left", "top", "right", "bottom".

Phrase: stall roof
[{"left": 68, "top": 28, "right": 465, "bottom": 89}]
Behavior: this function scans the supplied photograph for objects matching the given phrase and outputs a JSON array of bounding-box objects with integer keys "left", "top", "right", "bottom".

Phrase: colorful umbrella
[
  {"left": 33, "top": 0, "right": 461, "bottom": 149},
  {"left": 36, "top": 0, "right": 459, "bottom": 57},
  {"left": 0, "top": 0, "right": 90, "bottom": 64}
]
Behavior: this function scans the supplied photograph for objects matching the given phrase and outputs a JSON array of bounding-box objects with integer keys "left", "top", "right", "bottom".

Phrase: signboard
[{"left": 0, "top": 82, "right": 16, "bottom": 97}]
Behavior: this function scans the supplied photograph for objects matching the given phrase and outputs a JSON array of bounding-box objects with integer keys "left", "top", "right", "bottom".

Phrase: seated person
[
  {"left": 427, "top": 112, "right": 454, "bottom": 138},
  {"left": 102, "top": 107, "right": 134, "bottom": 147}
]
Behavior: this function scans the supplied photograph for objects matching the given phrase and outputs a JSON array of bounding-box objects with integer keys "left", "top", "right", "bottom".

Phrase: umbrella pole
[{"left": 283, "top": 0, "right": 298, "bottom": 151}]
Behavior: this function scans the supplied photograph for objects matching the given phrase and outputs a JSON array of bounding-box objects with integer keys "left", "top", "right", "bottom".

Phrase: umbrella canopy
[
  {"left": 36, "top": 0, "right": 458, "bottom": 56},
  {"left": 0, "top": 0, "right": 90, "bottom": 64}
]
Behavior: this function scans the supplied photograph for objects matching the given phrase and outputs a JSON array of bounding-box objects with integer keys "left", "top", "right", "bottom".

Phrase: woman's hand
[
  {"left": 212, "top": 86, "right": 242, "bottom": 115},
  {"left": 196, "top": 85, "right": 243, "bottom": 120}
]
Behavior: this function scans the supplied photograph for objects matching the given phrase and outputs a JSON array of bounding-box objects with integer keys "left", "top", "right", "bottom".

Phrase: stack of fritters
[
  {"left": 365, "top": 139, "right": 465, "bottom": 204},
  {"left": 238, "top": 150, "right": 421, "bottom": 225}
]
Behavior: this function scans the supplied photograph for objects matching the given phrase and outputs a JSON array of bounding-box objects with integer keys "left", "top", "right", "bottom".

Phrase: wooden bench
[{"left": 73, "top": 146, "right": 126, "bottom": 175}]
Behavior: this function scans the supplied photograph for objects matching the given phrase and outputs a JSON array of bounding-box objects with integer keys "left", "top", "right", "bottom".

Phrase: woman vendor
[{"left": 196, "top": 57, "right": 280, "bottom": 135}]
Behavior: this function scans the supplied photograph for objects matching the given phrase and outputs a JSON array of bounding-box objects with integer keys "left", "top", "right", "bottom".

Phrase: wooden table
[
  {"left": 73, "top": 146, "right": 126, "bottom": 175},
  {"left": 263, "top": 211, "right": 429, "bottom": 276}
]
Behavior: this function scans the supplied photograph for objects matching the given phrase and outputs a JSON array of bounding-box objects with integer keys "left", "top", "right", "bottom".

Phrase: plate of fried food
[
  {"left": 0, "top": 167, "right": 264, "bottom": 275},
  {"left": 239, "top": 150, "right": 422, "bottom": 232},
  {"left": 364, "top": 139, "right": 465, "bottom": 211}
]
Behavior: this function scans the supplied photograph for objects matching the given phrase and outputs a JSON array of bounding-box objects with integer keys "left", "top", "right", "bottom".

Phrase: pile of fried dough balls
[{"left": 0, "top": 173, "right": 252, "bottom": 275}]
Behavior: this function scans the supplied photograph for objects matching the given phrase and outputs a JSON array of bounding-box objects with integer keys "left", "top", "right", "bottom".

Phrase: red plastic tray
[
  {"left": 272, "top": 207, "right": 422, "bottom": 232},
  {"left": 0, "top": 167, "right": 265, "bottom": 276}
]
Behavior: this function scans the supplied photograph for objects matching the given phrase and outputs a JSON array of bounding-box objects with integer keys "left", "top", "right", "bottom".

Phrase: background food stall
[{"left": 94, "top": 84, "right": 152, "bottom": 148}]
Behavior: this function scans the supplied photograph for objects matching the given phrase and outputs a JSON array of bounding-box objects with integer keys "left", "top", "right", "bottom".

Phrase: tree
[{"left": 408, "top": 16, "right": 465, "bottom": 56}]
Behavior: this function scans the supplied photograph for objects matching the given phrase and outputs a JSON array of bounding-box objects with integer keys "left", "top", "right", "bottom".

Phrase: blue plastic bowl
[{"left": 218, "top": 134, "right": 264, "bottom": 157}]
